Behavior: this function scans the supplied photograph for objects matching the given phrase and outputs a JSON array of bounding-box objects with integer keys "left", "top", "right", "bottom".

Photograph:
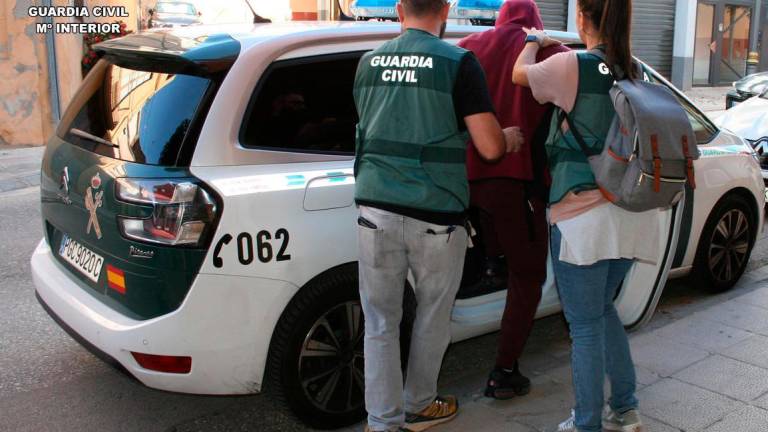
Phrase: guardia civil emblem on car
[{"left": 85, "top": 173, "right": 103, "bottom": 239}]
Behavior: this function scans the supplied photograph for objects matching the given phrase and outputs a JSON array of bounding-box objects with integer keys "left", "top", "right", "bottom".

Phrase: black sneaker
[{"left": 484, "top": 365, "right": 531, "bottom": 400}]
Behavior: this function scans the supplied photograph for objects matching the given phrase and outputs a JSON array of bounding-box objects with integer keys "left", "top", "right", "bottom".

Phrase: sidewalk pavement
[
  {"left": 0, "top": 146, "right": 43, "bottom": 194},
  {"left": 684, "top": 86, "right": 731, "bottom": 120},
  {"left": 339, "top": 266, "right": 768, "bottom": 432}
]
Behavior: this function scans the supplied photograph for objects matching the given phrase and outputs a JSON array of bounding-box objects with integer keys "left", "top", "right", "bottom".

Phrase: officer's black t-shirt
[
  {"left": 454, "top": 53, "right": 496, "bottom": 131},
  {"left": 357, "top": 53, "right": 496, "bottom": 226}
]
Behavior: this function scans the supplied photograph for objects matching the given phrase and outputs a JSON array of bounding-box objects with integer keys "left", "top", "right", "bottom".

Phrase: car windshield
[{"left": 156, "top": 2, "right": 195, "bottom": 15}]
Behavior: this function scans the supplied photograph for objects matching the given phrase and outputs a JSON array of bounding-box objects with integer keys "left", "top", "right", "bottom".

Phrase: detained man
[{"left": 458, "top": 0, "right": 569, "bottom": 400}]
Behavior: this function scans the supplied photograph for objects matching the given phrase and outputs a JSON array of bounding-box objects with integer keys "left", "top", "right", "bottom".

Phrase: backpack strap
[
  {"left": 682, "top": 135, "right": 697, "bottom": 189},
  {"left": 651, "top": 135, "right": 662, "bottom": 193},
  {"left": 561, "top": 110, "right": 597, "bottom": 157},
  {"left": 560, "top": 110, "right": 618, "bottom": 203}
]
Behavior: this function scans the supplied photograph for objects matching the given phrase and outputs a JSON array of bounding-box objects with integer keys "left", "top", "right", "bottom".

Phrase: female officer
[{"left": 512, "top": 0, "right": 656, "bottom": 431}]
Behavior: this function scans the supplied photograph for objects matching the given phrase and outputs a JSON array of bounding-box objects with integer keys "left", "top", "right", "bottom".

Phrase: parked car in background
[
  {"left": 31, "top": 22, "right": 764, "bottom": 430},
  {"left": 726, "top": 71, "right": 768, "bottom": 109},
  {"left": 148, "top": 1, "right": 202, "bottom": 28},
  {"left": 717, "top": 88, "right": 768, "bottom": 195}
]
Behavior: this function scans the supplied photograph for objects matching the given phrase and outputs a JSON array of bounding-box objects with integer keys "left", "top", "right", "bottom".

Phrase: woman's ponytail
[{"left": 579, "top": 0, "right": 636, "bottom": 80}]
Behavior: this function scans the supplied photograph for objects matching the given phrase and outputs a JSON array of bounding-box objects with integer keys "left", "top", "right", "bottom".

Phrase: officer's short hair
[{"left": 400, "top": 0, "right": 448, "bottom": 17}]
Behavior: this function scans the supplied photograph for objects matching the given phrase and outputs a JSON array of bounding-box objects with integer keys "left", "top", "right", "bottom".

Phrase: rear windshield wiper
[{"left": 69, "top": 128, "right": 118, "bottom": 148}]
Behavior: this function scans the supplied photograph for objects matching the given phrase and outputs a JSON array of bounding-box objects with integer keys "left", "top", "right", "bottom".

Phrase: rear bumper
[{"left": 31, "top": 239, "right": 299, "bottom": 395}]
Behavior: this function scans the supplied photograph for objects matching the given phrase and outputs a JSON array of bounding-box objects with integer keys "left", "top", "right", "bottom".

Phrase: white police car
[{"left": 31, "top": 22, "right": 765, "bottom": 428}]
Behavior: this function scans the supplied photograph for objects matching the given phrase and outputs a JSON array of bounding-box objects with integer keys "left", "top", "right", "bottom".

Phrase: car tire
[
  {"left": 692, "top": 194, "right": 756, "bottom": 293},
  {"left": 265, "top": 264, "right": 416, "bottom": 429}
]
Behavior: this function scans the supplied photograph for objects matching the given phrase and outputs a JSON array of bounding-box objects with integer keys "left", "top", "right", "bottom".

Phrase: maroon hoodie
[{"left": 459, "top": 0, "right": 569, "bottom": 182}]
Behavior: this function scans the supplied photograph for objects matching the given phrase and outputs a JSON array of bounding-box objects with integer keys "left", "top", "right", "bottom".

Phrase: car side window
[
  {"left": 644, "top": 70, "right": 719, "bottom": 144},
  {"left": 240, "top": 52, "right": 365, "bottom": 154}
]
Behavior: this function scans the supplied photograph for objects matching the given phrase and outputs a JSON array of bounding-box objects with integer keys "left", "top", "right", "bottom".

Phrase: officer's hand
[
  {"left": 523, "top": 27, "right": 561, "bottom": 48},
  {"left": 503, "top": 127, "right": 524, "bottom": 153}
]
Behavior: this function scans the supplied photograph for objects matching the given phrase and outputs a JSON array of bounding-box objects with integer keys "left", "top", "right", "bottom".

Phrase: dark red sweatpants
[{"left": 470, "top": 178, "right": 549, "bottom": 370}]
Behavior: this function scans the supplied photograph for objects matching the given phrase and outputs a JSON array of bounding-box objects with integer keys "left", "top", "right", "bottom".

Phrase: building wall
[
  {"left": 0, "top": 0, "right": 55, "bottom": 147},
  {"left": 290, "top": 0, "right": 318, "bottom": 20},
  {"left": 290, "top": 0, "right": 354, "bottom": 20},
  {"left": 672, "top": 0, "right": 697, "bottom": 90},
  {"left": 674, "top": 0, "right": 767, "bottom": 89},
  {"left": 0, "top": 0, "right": 141, "bottom": 147}
]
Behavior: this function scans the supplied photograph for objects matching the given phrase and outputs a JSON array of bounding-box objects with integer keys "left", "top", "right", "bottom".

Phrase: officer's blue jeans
[{"left": 551, "top": 226, "right": 639, "bottom": 432}]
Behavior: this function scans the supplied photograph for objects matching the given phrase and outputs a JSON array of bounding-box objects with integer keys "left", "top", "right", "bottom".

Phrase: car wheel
[
  {"left": 692, "top": 194, "right": 756, "bottom": 293},
  {"left": 266, "top": 264, "right": 415, "bottom": 429}
]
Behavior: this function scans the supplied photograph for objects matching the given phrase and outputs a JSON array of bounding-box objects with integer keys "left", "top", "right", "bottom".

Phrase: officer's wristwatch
[{"left": 525, "top": 34, "right": 542, "bottom": 46}]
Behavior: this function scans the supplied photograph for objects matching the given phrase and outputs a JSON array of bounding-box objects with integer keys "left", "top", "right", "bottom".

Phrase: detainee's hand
[
  {"left": 523, "top": 27, "right": 561, "bottom": 48},
  {"left": 503, "top": 127, "right": 524, "bottom": 153}
]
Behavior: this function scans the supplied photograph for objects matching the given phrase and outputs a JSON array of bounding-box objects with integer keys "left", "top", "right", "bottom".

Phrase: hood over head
[
  {"left": 458, "top": 0, "right": 568, "bottom": 182},
  {"left": 496, "top": 0, "right": 544, "bottom": 30}
]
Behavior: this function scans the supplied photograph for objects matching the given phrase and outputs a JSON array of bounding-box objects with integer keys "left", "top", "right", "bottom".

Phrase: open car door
[{"left": 615, "top": 200, "right": 685, "bottom": 329}]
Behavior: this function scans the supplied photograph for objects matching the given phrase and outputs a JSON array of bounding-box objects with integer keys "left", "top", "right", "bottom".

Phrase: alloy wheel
[
  {"left": 298, "top": 301, "right": 365, "bottom": 414},
  {"left": 708, "top": 208, "right": 751, "bottom": 284}
]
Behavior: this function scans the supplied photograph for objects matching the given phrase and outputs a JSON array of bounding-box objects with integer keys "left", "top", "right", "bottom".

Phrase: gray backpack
[{"left": 565, "top": 52, "right": 699, "bottom": 212}]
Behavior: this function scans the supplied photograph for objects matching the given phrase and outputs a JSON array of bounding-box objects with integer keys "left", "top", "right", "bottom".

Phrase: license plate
[{"left": 59, "top": 234, "right": 104, "bottom": 283}]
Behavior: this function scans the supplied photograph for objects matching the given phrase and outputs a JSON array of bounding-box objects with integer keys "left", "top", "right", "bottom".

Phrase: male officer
[{"left": 353, "top": 1, "right": 523, "bottom": 431}]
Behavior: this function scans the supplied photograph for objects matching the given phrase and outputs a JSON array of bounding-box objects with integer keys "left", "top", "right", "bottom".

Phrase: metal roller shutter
[
  {"left": 632, "top": 0, "right": 676, "bottom": 78},
  {"left": 537, "top": 0, "right": 568, "bottom": 31}
]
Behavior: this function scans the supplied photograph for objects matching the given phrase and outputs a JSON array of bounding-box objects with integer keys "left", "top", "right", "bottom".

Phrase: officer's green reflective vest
[
  {"left": 353, "top": 29, "right": 470, "bottom": 214},
  {"left": 545, "top": 52, "right": 615, "bottom": 204}
]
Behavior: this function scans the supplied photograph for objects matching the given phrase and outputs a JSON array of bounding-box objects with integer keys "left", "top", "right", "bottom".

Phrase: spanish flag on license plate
[{"left": 106, "top": 265, "right": 126, "bottom": 294}]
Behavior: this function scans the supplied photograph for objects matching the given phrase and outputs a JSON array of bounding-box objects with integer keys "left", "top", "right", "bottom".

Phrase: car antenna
[{"left": 242, "top": 0, "right": 271, "bottom": 23}]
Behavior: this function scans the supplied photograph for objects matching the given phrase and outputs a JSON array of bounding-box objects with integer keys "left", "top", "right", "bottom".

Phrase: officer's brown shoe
[{"left": 404, "top": 395, "right": 459, "bottom": 431}]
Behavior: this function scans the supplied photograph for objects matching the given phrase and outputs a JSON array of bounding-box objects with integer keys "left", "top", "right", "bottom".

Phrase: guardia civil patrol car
[{"left": 31, "top": 21, "right": 765, "bottom": 429}]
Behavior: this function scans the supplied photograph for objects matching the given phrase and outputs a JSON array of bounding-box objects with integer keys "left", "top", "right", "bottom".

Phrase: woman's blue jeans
[{"left": 551, "top": 226, "right": 639, "bottom": 431}]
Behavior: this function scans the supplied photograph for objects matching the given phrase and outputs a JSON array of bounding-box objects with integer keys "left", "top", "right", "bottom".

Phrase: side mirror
[
  {"left": 253, "top": 13, "right": 271, "bottom": 23},
  {"left": 197, "top": 11, "right": 202, "bottom": 16}
]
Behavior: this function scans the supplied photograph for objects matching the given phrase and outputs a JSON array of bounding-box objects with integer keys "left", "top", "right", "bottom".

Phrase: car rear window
[{"left": 57, "top": 60, "right": 212, "bottom": 166}]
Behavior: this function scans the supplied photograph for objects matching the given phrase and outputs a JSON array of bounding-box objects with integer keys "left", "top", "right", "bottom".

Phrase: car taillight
[{"left": 115, "top": 178, "right": 217, "bottom": 247}]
